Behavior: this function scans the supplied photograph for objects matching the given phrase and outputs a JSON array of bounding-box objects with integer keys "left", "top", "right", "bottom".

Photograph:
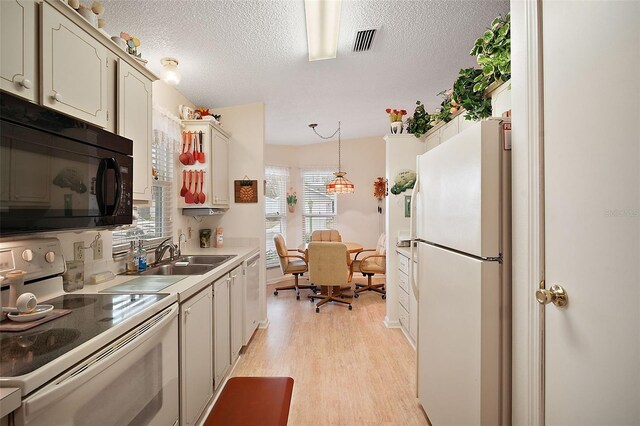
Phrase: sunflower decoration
[{"left": 120, "top": 32, "right": 141, "bottom": 58}]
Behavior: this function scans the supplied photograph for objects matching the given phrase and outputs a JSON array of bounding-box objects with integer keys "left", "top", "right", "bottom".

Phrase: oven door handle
[
  {"left": 96, "top": 157, "right": 123, "bottom": 216},
  {"left": 23, "top": 304, "right": 178, "bottom": 416}
]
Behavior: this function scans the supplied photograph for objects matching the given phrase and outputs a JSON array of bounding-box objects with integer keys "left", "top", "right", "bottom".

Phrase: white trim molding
[{"left": 511, "top": 1, "right": 544, "bottom": 425}]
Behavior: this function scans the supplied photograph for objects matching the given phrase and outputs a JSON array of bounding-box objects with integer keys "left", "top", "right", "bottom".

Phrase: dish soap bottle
[
  {"left": 126, "top": 241, "right": 139, "bottom": 273},
  {"left": 137, "top": 240, "right": 147, "bottom": 271}
]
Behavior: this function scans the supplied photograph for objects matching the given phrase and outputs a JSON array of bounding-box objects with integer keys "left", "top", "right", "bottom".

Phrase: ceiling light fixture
[
  {"left": 309, "top": 121, "right": 354, "bottom": 194},
  {"left": 304, "top": 0, "right": 342, "bottom": 61},
  {"left": 159, "top": 57, "right": 181, "bottom": 86}
]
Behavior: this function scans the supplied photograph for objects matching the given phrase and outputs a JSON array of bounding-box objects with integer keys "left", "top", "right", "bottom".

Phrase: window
[
  {"left": 265, "top": 165, "right": 289, "bottom": 267},
  {"left": 112, "top": 108, "right": 178, "bottom": 254},
  {"left": 302, "top": 168, "right": 337, "bottom": 243}
]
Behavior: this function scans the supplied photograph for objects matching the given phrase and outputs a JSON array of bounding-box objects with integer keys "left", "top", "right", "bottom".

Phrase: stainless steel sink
[
  {"left": 141, "top": 264, "right": 215, "bottom": 276},
  {"left": 176, "top": 255, "right": 235, "bottom": 267}
]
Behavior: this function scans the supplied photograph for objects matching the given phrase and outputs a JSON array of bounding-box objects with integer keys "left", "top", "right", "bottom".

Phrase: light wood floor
[{"left": 230, "top": 276, "right": 430, "bottom": 425}]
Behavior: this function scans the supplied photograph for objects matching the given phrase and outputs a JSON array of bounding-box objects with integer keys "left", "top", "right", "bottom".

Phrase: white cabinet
[
  {"left": 230, "top": 267, "right": 243, "bottom": 363},
  {"left": 211, "top": 128, "right": 229, "bottom": 206},
  {"left": 243, "top": 253, "right": 260, "bottom": 345},
  {"left": 179, "top": 121, "right": 230, "bottom": 209},
  {"left": 118, "top": 60, "right": 152, "bottom": 201},
  {"left": 180, "top": 287, "right": 213, "bottom": 426},
  {"left": 397, "top": 251, "right": 417, "bottom": 347},
  {"left": 424, "top": 132, "right": 439, "bottom": 152},
  {"left": 40, "top": 1, "right": 108, "bottom": 128},
  {"left": 213, "top": 274, "right": 230, "bottom": 388},
  {"left": 1, "top": 0, "right": 37, "bottom": 102}
]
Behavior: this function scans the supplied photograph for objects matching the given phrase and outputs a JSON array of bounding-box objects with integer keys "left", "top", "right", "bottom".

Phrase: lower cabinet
[
  {"left": 230, "top": 267, "right": 244, "bottom": 363},
  {"left": 398, "top": 251, "right": 418, "bottom": 347},
  {"left": 213, "top": 274, "right": 230, "bottom": 389},
  {"left": 180, "top": 287, "right": 213, "bottom": 426}
]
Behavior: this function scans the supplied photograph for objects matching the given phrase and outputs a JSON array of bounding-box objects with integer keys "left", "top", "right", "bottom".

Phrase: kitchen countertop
[
  {"left": 0, "top": 387, "right": 20, "bottom": 418},
  {"left": 81, "top": 244, "right": 260, "bottom": 302}
]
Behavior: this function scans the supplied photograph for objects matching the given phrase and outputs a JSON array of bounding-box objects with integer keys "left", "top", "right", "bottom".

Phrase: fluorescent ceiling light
[{"left": 304, "top": 0, "right": 342, "bottom": 61}]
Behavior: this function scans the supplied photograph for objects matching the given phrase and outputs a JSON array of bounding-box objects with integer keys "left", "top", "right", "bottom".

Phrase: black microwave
[{"left": 0, "top": 93, "right": 133, "bottom": 236}]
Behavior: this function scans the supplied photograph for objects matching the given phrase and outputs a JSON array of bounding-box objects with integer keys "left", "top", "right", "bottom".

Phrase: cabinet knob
[
  {"left": 51, "top": 92, "right": 62, "bottom": 102},
  {"left": 185, "top": 307, "right": 191, "bottom": 315},
  {"left": 19, "top": 78, "right": 32, "bottom": 89}
]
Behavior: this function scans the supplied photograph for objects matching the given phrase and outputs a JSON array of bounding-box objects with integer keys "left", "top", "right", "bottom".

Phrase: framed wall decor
[{"left": 234, "top": 178, "right": 258, "bottom": 203}]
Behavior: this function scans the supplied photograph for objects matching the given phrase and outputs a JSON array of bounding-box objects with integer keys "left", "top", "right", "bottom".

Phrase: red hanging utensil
[
  {"left": 198, "top": 131, "right": 205, "bottom": 163},
  {"left": 198, "top": 170, "right": 206, "bottom": 204},
  {"left": 193, "top": 170, "right": 200, "bottom": 204},
  {"left": 184, "top": 171, "right": 195, "bottom": 204},
  {"left": 179, "top": 170, "right": 188, "bottom": 196},
  {"left": 179, "top": 132, "right": 189, "bottom": 165}
]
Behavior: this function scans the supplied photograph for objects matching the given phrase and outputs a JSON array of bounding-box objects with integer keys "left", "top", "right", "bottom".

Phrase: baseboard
[
  {"left": 258, "top": 318, "right": 270, "bottom": 329},
  {"left": 384, "top": 316, "right": 401, "bottom": 328}
]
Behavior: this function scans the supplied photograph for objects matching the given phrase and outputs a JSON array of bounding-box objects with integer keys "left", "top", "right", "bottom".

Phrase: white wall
[
  {"left": 265, "top": 135, "right": 386, "bottom": 281},
  {"left": 197, "top": 103, "right": 268, "bottom": 322}
]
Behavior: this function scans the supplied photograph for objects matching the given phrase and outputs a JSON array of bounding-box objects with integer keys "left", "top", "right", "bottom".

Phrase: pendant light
[{"left": 308, "top": 121, "right": 355, "bottom": 194}]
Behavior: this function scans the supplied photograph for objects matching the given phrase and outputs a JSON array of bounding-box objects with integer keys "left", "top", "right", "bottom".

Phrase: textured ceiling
[{"left": 102, "top": 0, "right": 509, "bottom": 145}]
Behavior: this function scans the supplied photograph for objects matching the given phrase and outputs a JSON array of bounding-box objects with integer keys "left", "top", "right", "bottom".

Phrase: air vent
[{"left": 352, "top": 28, "right": 377, "bottom": 52}]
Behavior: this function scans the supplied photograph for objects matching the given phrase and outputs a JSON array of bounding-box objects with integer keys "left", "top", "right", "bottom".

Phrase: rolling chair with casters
[
  {"left": 273, "top": 234, "right": 314, "bottom": 300},
  {"left": 349, "top": 233, "right": 386, "bottom": 299},
  {"left": 307, "top": 242, "right": 353, "bottom": 313}
]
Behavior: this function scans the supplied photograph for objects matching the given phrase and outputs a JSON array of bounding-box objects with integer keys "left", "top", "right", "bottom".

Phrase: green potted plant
[
  {"left": 470, "top": 13, "right": 511, "bottom": 92},
  {"left": 453, "top": 68, "right": 493, "bottom": 121},
  {"left": 286, "top": 189, "right": 297, "bottom": 213},
  {"left": 406, "top": 101, "right": 432, "bottom": 138}
]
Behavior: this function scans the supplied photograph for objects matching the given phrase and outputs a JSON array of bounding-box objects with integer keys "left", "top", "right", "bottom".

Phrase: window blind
[
  {"left": 301, "top": 168, "right": 337, "bottom": 243},
  {"left": 265, "top": 165, "right": 289, "bottom": 267},
  {"left": 112, "top": 108, "right": 178, "bottom": 255}
]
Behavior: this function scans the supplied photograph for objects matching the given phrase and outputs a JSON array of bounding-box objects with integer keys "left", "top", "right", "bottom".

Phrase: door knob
[{"left": 536, "top": 284, "right": 568, "bottom": 307}]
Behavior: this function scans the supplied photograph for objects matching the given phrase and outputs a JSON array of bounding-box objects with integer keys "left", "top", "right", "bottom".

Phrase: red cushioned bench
[{"left": 203, "top": 377, "right": 294, "bottom": 426}]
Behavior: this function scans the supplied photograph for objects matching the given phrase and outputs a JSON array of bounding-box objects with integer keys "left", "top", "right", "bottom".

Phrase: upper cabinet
[
  {"left": 1, "top": 0, "right": 37, "bottom": 102},
  {"left": 41, "top": 1, "right": 108, "bottom": 128},
  {"left": 118, "top": 60, "right": 152, "bottom": 201},
  {"left": 179, "top": 120, "right": 231, "bottom": 210},
  {"left": 1, "top": 0, "right": 158, "bottom": 201}
]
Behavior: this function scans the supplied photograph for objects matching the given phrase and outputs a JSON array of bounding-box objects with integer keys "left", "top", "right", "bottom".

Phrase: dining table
[{"left": 297, "top": 242, "right": 363, "bottom": 254}]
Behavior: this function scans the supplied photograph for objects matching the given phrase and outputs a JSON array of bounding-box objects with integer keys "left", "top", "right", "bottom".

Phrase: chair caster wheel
[
  {"left": 296, "top": 295, "right": 300, "bottom": 300},
  {"left": 354, "top": 293, "right": 359, "bottom": 298},
  {"left": 348, "top": 305, "right": 352, "bottom": 310},
  {"left": 310, "top": 298, "right": 314, "bottom": 302},
  {"left": 315, "top": 307, "right": 320, "bottom": 313},
  {"left": 382, "top": 294, "right": 386, "bottom": 300},
  {"left": 274, "top": 291, "right": 278, "bottom": 296}
]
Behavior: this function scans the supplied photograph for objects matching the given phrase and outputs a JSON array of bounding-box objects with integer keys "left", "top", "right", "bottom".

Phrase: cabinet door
[
  {"left": 439, "top": 117, "right": 459, "bottom": 144},
  {"left": 213, "top": 275, "right": 230, "bottom": 388},
  {"left": 230, "top": 267, "right": 243, "bottom": 363},
  {"left": 41, "top": 2, "right": 108, "bottom": 127},
  {"left": 118, "top": 60, "right": 152, "bottom": 201},
  {"left": 180, "top": 287, "right": 213, "bottom": 426},
  {"left": 1, "top": 0, "right": 37, "bottom": 102},
  {"left": 211, "top": 129, "right": 229, "bottom": 206},
  {"left": 424, "top": 132, "right": 439, "bottom": 152}
]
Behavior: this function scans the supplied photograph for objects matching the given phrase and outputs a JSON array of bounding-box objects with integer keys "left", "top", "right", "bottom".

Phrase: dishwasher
[{"left": 243, "top": 252, "right": 260, "bottom": 345}]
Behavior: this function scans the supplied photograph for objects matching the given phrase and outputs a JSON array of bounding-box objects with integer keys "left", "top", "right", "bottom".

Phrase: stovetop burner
[{"left": 0, "top": 293, "right": 168, "bottom": 377}]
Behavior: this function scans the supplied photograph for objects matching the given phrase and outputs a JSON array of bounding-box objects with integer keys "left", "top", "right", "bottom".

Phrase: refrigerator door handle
[{"left": 410, "top": 174, "right": 420, "bottom": 298}]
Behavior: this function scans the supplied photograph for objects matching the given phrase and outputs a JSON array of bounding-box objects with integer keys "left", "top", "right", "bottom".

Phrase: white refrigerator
[{"left": 410, "top": 118, "right": 511, "bottom": 425}]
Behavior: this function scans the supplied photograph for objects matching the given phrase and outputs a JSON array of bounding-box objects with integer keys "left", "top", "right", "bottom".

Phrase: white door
[{"left": 542, "top": 2, "right": 640, "bottom": 425}]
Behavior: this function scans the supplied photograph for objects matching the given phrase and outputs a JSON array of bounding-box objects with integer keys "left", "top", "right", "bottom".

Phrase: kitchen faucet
[{"left": 154, "top": 238, "right": 178, "bottom": 264}]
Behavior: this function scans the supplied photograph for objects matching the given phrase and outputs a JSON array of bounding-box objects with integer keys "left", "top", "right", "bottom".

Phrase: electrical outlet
[
  {"left": 93, "top": 239, "right": 103, "bottom": 260},
  {"left": 74, "top": 242, "right": 85, "bottom": 261}
]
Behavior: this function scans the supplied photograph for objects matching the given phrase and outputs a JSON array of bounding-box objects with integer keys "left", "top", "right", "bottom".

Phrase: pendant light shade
[
  {"left": 326, "top": 171, "right": 355, "bottom": 193},
  {"left": 308, "top": 121, "right": 355, "bottom": 194}
]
